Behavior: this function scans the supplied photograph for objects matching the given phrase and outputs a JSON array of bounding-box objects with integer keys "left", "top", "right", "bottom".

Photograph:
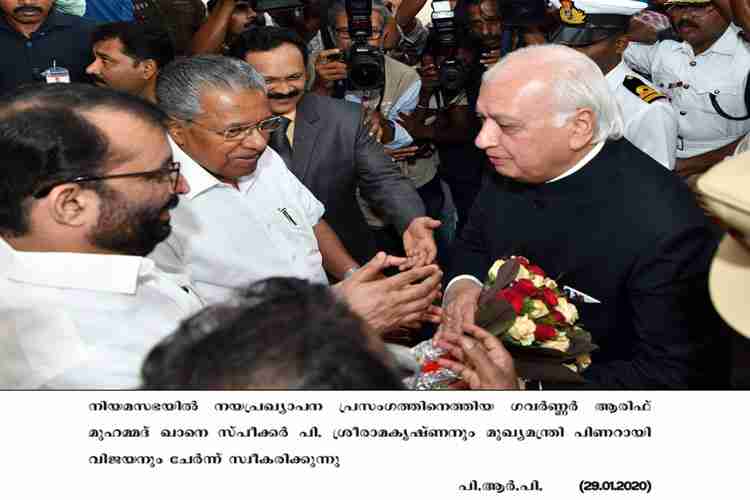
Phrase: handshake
[{"left": 335, "top": 250, "right": 520, "bottom": 391}]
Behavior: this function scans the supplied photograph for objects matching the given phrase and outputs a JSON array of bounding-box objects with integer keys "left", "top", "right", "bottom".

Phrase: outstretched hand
[
  {"left": 402, "top": 216, "right": 441, "bottom": 268},
  {"left": 335, "top": 252, "right": 443, "bottom": 335}
]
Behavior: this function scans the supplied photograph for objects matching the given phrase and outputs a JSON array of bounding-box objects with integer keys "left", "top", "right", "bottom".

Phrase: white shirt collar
[
  {"left": 0, "top": 237, "right": 155, "bottom": 295},
  {"left": 679, "top": 23, "right": 740, "bottom": 57},
  {"left": 169, "top": 136, "right": 279, "bottom": 200},
  {"left": 545, "top": 140, "right": 606, "bottom": 184},
  {"left": 605, "top": 61, "right": 628, "bottom": 91}
]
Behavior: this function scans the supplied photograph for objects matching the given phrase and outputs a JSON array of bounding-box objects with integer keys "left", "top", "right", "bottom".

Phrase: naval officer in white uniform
[{"left": 550, "top": 0, "right": 678, "bottom": 169}]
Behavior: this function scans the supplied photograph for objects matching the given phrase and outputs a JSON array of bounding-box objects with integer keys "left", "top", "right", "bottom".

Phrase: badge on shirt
[
  {"left": 43, "top": 61, "right": 70, "bottom": 84},
  {"left": 623, "top": 75, "right": 666, "bottom": 104}
]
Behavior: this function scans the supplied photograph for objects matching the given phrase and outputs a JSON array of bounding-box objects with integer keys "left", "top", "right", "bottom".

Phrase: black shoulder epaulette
[{"left": 623, "top": 75, "right": 666, "bottom": 104}]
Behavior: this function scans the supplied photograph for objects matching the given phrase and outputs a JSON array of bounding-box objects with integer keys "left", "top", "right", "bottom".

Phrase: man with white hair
[
  {"left": 438, "top": 44, "right": 727, "bottom": 389},
  {"left": 151, "top": 55, "right": 443, "bottom": 335},
  {"left": 549, "top": 0, "right": 678, "bottom": 170}
]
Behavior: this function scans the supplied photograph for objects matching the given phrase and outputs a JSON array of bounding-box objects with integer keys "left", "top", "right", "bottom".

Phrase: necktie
[{"left": 269, "top": 116, "right": 293, "bottom": 168}]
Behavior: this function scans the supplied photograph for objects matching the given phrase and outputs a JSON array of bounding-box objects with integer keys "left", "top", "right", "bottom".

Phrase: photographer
[
  {"left": 312, "top": 1, "right": 443, "bottom": 259},
  {"left": 405, "top": 28, "right": 484, "bottom": 233},
  {"left": 191, "top": 0, "right": 262, "bottom": 55},
  {"left": 456, "top": 0, "right": 545, "bottom": 67}
]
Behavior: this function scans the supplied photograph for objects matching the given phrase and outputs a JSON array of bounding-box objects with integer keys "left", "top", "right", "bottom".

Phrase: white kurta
[
  {"left": 0, "top": 238, "right": 203, "bottom": 389},
  {"left": 150, "top": 140, "right": 328, "bottom": 305}
]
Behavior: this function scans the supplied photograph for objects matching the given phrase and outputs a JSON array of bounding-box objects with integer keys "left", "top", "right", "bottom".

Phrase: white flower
[
  {"left": 515, "top": 265, "right": 531, "bottom": 281},
  {"left": 576, "top": 354, "right": 592, "bottom": 371},
  {"left": 488, "top": 259, "right": 506, "bottom": 282},
  {"left": 531, "top": 274, "right": 545, "bottom": 288},
  {"left": 528, "top": 299, "right": 549, "bottom": 319},
  {"left": 508, "top": 314, "right": 536, "bottom": 346},
  {"left": 541, "top": 337, "right": 570, "bottom": 352},
  {"left": 543, "top": 277, "right": 558, "bottom": 289},
  {"left": 555, "top": 297, "right": 579, "bottom": 324}
]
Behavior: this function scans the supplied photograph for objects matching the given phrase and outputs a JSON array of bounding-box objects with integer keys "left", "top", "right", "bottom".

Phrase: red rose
[
  {"left": 550, "top": 310, "right": 566, "bottom": 324},
  {"left": 501, "top": 289, "right": 525, "bottom": 314},
  {"left": 542, "top": 288, "right": 559, "bottom": 307},
  {"left": 514, "top": 256, "right": 530, "bottom": 265},
  {"left": 527, "top": 264, "right": 545, "bottom": 277},
  {"left": 513, "top": 279, "right": 537, "bottom": 296},
  {"left": 534, "top": 324, "right": 557, "bottom": 342},
  {"left": 422, "top": 361, "right": 441, "bottom": 373}
]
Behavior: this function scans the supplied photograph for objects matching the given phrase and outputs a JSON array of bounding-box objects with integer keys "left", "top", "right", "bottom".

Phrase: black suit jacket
[
  {"left": 287, "top": 93, "right": 425, "bottom": 264},
  {"left": 449, "top": 139, "right": 728, "bottom": 389}
]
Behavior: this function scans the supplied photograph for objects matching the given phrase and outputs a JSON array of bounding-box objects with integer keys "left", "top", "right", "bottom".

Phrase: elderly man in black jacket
[
  {"left": 438, "top": 44, "right": 728, "bottom": 389},
  {"left": 230, "top": 26, "right": 439, "bottom": 269}
]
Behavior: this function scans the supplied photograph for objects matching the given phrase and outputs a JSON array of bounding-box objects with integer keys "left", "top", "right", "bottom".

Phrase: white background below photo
[{"left": 1, "top": 391, "right": 747, "bottom": 499}]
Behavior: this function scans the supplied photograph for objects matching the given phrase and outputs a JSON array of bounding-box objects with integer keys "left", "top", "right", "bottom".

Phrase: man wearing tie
[{"left": 231, "top": 26, "right": 439, "bottom": 267}]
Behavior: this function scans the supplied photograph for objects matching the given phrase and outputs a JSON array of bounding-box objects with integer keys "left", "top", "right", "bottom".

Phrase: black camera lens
[
  {"left": 348, "top": 45, "right": 385, "bottom": 91},
  {"left": 350, "top": 55, "right": 383, "bottom": 89},
  {"left": 439, "top": 58, "right": 467, "bottom": 92}
]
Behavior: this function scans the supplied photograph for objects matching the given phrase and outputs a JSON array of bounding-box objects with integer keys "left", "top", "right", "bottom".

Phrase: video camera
[
  {"left": 430, "top": 1, "right": 468, "bottom": 93},
  {"left": 341, "top": 0, "right": 385, "bottom": 91}
]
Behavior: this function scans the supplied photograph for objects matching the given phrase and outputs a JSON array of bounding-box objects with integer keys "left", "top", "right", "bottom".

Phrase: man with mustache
[
  {"left": 0, "top": 84, "right": 204, "bottom": 389},
  {"left": 625, "top": 0, "right": 750, "bottom": 182},
  {"left": 86, "top": 21, "right": 174, "bottom": 103},
  {"left": 0, "top": 0, "right": 95, "bottom": 94},
  {"left": 152, "top": 55, "right": 444, "bottom": 334},
  {"left": 313, "top": 1, "right": 443, "bottom": 263},
  {"left": 231, "top": 26, "right": 435, "bottom": 267}
]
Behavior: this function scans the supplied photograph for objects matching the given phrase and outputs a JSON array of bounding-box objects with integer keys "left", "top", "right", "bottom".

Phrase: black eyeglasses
[
  {"left": 187, "top": 115, "right": 283, "bottom": 142},
  {"left": 33, "top": 162, "right": 181, "bottom": 199}
]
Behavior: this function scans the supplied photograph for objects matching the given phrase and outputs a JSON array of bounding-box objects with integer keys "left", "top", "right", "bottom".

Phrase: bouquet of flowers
[{"left": 408, "top": 256, "right": 597, "bottom": 389}]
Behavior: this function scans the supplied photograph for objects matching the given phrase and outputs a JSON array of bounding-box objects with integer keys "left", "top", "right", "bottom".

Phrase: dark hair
[
  {"left": 0, "top": 83, "right": 168, "bottom": 130},
  {"left": 422, "top": 28, "right": 474, "bottom": 57},
  {"left": 229, "top": 26, "right": 308, "bottom": 66},
  {"left": 141, "top": 278, "right": 404, "bottom": 390},
  {"left": 91, "top": 21, "right": 175, "bottom": 70},
  {"left": 0, "top": 107, "right": 108, "bottom": 236},
  {"left": 207, "top": 0, "right": 257, "bottom": 12}
]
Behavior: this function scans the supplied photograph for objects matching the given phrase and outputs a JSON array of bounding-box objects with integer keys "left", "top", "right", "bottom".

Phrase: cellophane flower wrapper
[{"left": 410, "top": 257, "right": 597, "bottom": 390}]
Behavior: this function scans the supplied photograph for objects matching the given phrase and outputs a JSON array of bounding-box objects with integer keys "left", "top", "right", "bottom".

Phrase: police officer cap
[{"left": 549, "top": 0, "right": 647, "bottom": 47}]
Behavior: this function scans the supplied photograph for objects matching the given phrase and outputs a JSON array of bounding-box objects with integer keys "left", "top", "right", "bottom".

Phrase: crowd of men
[{"left": 0, "top": 0, "right": 749, "bottom": 389}]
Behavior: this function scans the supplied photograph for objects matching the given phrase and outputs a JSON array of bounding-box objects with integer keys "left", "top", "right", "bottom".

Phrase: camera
[
  {"left": 344, "top": 0, "right": 385, "bottom": 90},
  {"left": 430, "top": 1, "right": 468, "bottom": 92}
]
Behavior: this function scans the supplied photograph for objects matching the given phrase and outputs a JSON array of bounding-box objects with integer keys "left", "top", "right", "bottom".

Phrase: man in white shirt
[
  {"left": 153, "top": 55, "right": 360, "bottom": 304},
  {"left": 152, "top": 55, "right": 443, "bottom": 325},
  {"left": 624, "top": 0, "right": 750, "bottom": 179},
  {"left": 549, "top": 0, "right": 679, "bottom": 170},
  {"left": 438, "top": 45, "right": 725, "bottom": 388},
  {"left": 0, "top": 85, "right": 202, "bottom": 389}
]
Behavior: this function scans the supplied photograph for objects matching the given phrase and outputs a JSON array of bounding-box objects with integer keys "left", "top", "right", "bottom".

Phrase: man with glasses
[
  {"left": 152, "top": 56, "right": 443, "bottom": 336},
  {"left": 312, "top": 1, "right": 444, "bottom": 262},
  {"left": 625, "top": 0, "right": 750, "bottom": 182},
  {"left": 232, "top": 26, "right": 433, "bottom": 267},
  {"left": 0, "top": 84, "right": 202, "bottom": 389}
]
